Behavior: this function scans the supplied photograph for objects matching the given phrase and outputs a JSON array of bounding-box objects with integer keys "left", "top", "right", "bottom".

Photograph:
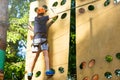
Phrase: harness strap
[
  {"left": 33, "top": 32, "right": 47, "bottom": 38},
  {"left": 31, "top": 32, "right": 48, "bottom": 50}
]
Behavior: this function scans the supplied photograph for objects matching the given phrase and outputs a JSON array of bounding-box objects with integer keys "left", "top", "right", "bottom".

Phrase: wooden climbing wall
[
  {"left": 47, "top": 0, "right": 70, "bottom": 80},
  {"left": 76, "top": 0, "right": 120, "bottom": 80},
  {"left": 25, "top": 0, "right": 70, "bottom": 80}
]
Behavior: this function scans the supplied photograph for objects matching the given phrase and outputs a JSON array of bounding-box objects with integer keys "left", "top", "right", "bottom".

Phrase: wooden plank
[
  {"left": 76, "top": 0, "right": 115, "bottom": 26},
  {"left": 46, "top": 0, "right": 70, "bottom": 79},
  {"left": 76, "top": 0, "right": 120, "bottom": 80}
]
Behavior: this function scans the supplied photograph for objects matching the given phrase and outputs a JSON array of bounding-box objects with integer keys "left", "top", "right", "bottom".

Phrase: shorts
[{"left": 33, "top": 38, "right": 48, "bottom": 50}]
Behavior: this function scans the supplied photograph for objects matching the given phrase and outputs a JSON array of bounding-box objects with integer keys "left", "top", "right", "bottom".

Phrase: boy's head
[{"left": 35, "top": 7, "right": 46, "bottom": 15}]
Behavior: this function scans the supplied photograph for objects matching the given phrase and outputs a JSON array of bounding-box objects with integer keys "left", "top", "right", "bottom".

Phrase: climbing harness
[{"left": 31, "top": 32, "right": 47, "bottom": 53}]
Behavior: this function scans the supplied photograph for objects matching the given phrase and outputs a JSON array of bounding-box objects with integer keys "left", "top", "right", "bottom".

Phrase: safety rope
[{"left": 51, "top": 0, "right": 100, "bottom": 14}]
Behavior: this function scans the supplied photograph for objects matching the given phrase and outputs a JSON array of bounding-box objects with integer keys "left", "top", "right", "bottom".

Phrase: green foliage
[
  {"left": 68, "top": 0, "right": 76, "bottom": 76},
  {"left": 4, "top": 61, "right": 25, "bottom": 80},
  {"left": 5, "top": 14, "right": 28, "bottom": 79},
  {"left": 5, "top": 0, "right": 34, "bottom": 79},
  {"left": 8, "top": 0, "right": 34, "bottom": 18}
]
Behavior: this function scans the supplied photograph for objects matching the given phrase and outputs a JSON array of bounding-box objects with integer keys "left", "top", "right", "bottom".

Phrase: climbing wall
[
  {"left": 25, "top": 0, "right": 70, "bottom": 80},
  {"left": 25, "top": 1, "right": 47, "bottom": 80},
  {"left": 76, "top": 0, "right": 120, "bottom": 80},
  {"left": 47, "top": 0, "right": 70, "bottom": 80}
]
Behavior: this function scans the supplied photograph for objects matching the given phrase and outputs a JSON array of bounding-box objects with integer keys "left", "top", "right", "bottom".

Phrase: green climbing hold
[
  {"left": 0, "top": 49, "right": 5, "bottom": 70},
  {"left": 88, "top": 5, "right": 95, "bottom": 11},
  {"left": 52, "top": 15, "right": 58, "bottom": 22},
  {"left": 116, "top": 53, "right": 120, "bottom": 59},
  {"left": 42, "top": 5, "right": 48, "bottom": 10},
  {"left": 115, "top": 69, "right": 120, "bottom": 77},
  {"left": 61, "top": 13, "right": 67, "bottom": 19},
  {"left": 52, "top": 1, "right": 58, "bottom": 7},
  {"left": 61, "top": 0, "right": 66, "bottom": 5},
  {"left": 104, "top": 0, "right": 110, "bottom": 6},
  {"left": 105, "top": 55, "right": 113, "bottom": 62},
  {"left": 104, "top": 72, "right": 112, "bottom": 79},
  {"left": 35, "top": 71, "right": 41, "bottom": 77},
  {"left": 58, "top": 67, "right": 64, "bottom": 73}
]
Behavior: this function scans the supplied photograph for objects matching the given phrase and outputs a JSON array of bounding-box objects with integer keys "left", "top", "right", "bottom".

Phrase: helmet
[{"left": 36, "top": 7, "right": 46, "bottom": 14}]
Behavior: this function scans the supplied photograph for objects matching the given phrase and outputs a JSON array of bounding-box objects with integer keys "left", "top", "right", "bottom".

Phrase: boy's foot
[
  {"left": 46, "top": 69, "right": 55, "bottom": 76},
  {"left": 27, "top": 73, "right": 33, "bottom": 80}
]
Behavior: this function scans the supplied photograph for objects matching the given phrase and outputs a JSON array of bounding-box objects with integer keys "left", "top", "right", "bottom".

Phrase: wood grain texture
[{"left": 76, "top": 0, "right": 120, "bottom": 80}]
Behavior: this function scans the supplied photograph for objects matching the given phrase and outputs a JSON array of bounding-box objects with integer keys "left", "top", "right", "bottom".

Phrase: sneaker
[
  {"left": 27, "top": 73, "right": 33, "bottom": 80},
  {"left": 46, "top": 69, "right": 55, "bottom": 76}
]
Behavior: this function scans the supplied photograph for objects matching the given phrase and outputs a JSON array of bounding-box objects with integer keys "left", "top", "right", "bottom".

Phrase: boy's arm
[
  {"left": 28, "top": 21, "right": 34, "bottom": 31},
  {"left": 49, "top": 15, "right": 58, "bottom": 19},
  {"left": 49, "top": 15, "right": 58, "bottom": 22},
  {"left": 47, "top": 15, "right": 58, "bottom": 28}
]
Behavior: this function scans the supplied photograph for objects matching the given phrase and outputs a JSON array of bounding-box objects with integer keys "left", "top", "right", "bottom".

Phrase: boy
[{"left": 27, "top": 7, "right": 58, "bottom": 80}]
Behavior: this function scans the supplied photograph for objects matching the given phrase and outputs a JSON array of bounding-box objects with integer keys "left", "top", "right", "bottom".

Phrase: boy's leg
[
  {"left": 27, "top": 51, "right": 40, "bottom": 79},
  {"left": 43, "top": 50, "right": 55, "bottom": 76},
  {"left": 43, "top": 50, "right": 50, "bottom": 71},
  {"left": 41, "top": 38, "right": 55, "bottom": 75},
  {"left": 30, "top": 51, "right": 40, "bottom": 72},
  {"left": 41, "top": 44, "right": 55, "bottom": 75}
]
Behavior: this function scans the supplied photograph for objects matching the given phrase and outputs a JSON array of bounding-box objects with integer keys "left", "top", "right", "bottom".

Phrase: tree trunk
[{"left": 0, "top": 0, "right": 9, "bottom": 79}]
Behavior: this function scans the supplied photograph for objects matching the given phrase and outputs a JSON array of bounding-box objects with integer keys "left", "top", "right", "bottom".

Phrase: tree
[
  {"left": 0, "top": 0, "right": 9, "bottom": 79},
  {"left": 68, "top": 0, "right": 76, "bottom": 79},
  {"left": 4, "top": 0, "right": 34, "bottom": 79}
]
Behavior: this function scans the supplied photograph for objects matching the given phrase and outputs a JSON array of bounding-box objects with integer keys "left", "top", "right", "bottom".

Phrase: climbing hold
[
  {"left": 35, "top": 71, "right": 41, "bottom": 77},
  {"left": 105, "top": 55, "right": 113, "bottom": 62},
  {"left": 115, "top": 69, "right": 120, "bottom": 77},
  {"left": 58, "top": 67, "right": 64, "bottom": 73},
  {"left": 61, "top": 0, "right": 66, "bottom": 5},
  {"left": 116, "top": 53, "right": 120, "bottom": 60},
  {"left": 79, "top": 8, "right": 85, "bottom": 14},
  {"left": 104, "top": 0, "right": 110, "bottom": 6},
  {"left": 79, "top": 61, "right": 86, "bottom": 69},
  {"left": 92, "top": 74, "right": 99, "bottom": 80},
  {"left": 82, "top": 76, "right": 89, "bottom": 80},
  {"left": 52, "top": 15, "right": 58, "bottom": 22},
  {"left": 88, "top": 59, "right": 95, "bottom": 68},
  {"left": 104, "top": 72, "right": 112, "bottom": 79},
  {"left": 61, "top": 13, "right": 67, "bottom": 19},
  {"left": 52, "top": 1, "right": 58, "bottom": 7},
  {"left": 42, "top": 5, "right": 48, "bottom": 12},
  {"left": 88, "top": 5, "right": 95, "bottom": 11}
]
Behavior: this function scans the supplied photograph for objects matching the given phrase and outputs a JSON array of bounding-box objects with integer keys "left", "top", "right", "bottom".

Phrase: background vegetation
[{"left": 5, "top": 0, "right": 34, "bottom": 79}]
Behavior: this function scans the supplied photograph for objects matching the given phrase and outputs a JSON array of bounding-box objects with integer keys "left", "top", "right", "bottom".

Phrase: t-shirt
[{"left": 34, "top": 15, "right": 49, "bottom": 38}]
